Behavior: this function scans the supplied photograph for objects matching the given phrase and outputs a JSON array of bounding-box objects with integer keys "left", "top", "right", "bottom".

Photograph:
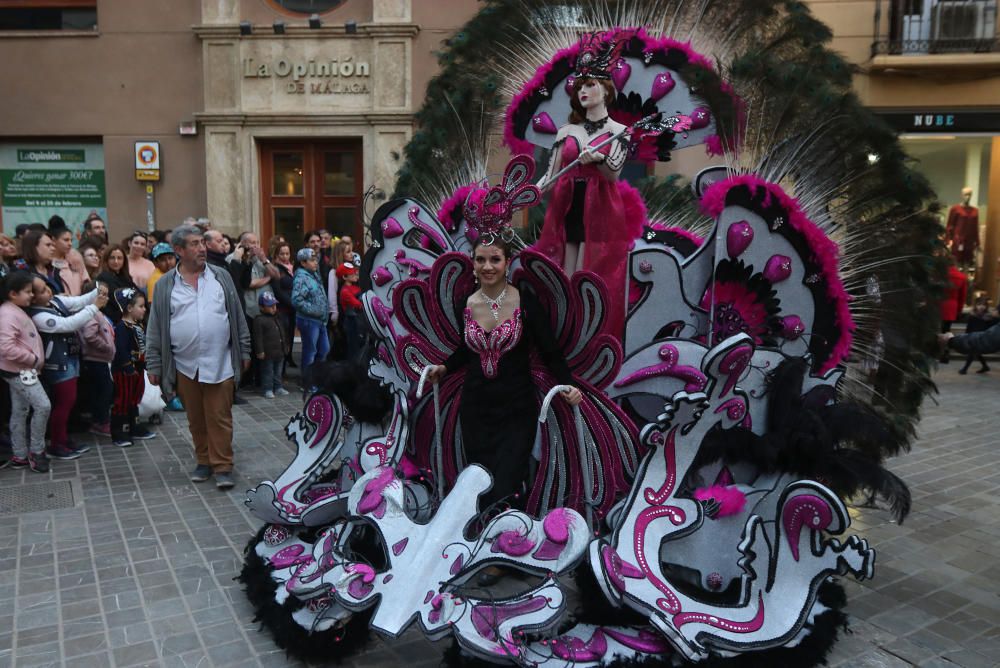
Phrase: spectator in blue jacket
[{"left": 292, "top": 248, "right": 329, "bottom": 396}]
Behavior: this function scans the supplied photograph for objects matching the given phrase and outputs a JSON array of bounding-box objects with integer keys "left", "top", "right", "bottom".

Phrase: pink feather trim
[
  {"left": 693, "top": 484, "right": 747, "bottom": 518},
  {"left": 436, "top": 183, "right": 480, "bottom": 233},
  {"left": 698, "top": 174, "right": 855, "bottom": 373}
]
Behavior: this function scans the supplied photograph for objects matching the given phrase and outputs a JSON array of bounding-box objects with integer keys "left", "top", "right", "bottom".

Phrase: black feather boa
[
  {"left": 238, "top": 527, "right": 375, "bottom": 664},
  {"left": 691, "top": 359, "right": 911, "bottom": 523}
]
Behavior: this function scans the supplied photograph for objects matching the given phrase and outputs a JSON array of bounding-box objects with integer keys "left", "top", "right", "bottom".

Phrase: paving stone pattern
[{"left": 1, "top": 367, "right": 998, "bottom": 667}]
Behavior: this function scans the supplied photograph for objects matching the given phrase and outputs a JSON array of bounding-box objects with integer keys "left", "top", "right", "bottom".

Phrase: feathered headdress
[
  {"left": 461, "top": 154, "right": 540, "bottom": 244},
  {"left": 572, "top": 31, "right": 622, "bottom": 80}
]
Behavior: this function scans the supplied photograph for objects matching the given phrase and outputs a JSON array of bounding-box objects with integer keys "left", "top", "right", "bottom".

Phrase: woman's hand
[
  {"left": 578, "top": 149, "right": 604, "bottom": 165},
  {"left": 426, "top": 364, "right": 447, "bottom": 384},
  {"left": 560, "top": 386, "right": 583, "bottom": 406},
  {"left": 94, "top": 291, "right": 109, "bottom": 310}
]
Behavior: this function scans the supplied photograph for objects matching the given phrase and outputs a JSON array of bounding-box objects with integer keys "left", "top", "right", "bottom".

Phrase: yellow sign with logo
[{"left": 135, "top": 141, "right": 160, "bottom": 181}]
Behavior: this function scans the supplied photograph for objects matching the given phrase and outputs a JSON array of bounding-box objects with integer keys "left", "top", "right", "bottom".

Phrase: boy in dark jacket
[{"left": 253, "top": 292, "right": 289, "bottom": 399}]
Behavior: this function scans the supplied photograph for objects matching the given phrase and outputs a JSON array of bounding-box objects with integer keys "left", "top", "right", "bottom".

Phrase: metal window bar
[{"left": 872, "top": 0, "right": 999, "bottom": 56}]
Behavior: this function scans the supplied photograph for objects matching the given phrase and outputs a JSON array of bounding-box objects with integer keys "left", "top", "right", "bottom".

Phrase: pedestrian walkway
[{"left": 1, "top": 367, "right": 998, "bottom": 667}]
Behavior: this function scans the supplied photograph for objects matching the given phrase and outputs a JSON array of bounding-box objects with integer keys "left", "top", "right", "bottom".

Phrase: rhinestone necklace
[{"left": 480, "top": 287, "right": 507, "bottom": 323}]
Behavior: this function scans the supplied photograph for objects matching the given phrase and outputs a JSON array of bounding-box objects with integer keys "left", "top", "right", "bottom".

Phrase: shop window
[
  {"left": 266, "top": 0, "right": 347, "bottom": 16},
  {"left": 0, "top": 1, "right": 97, "bottom": 31}
]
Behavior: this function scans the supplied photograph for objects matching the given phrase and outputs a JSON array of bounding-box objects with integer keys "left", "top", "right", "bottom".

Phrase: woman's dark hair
[
  {"left": 471, "top": 236, "right": 513, "bottom": 260},
  {"left": 150, "top": 229, "right": 168, "bottom": 244},
  {"left": 568, "top": 77, "right": 616, "bottom": 125},
  {"left": 101, "top": 244, "right": 131, "bottom": 280},
  {"left": 302, "top": 231, "right": 321, "bottom": 247},
  {"left": 125, "top": 231, "right": 147, "bottom": 246},
  {"left": 20, "top": 231, "right": 53, "bottom": 269},
  {"left": 2, "top": 270, "right": 34, "bottom": 302}
]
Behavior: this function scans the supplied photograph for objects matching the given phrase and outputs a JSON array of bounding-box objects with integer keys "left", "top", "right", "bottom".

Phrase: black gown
[{"left": 444, "top": 288, "right": 572, "bottom": 510}]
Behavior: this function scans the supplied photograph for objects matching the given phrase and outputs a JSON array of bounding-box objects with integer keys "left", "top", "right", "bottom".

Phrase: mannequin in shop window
[{"left": 945, "top": 187, "right": 980, "bottom": 271}]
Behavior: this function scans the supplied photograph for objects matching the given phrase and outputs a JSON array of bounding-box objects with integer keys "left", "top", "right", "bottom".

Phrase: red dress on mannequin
[
  {"left": 535, "top": 133, "right": 644, "bottom": 337},
  {"left": 945, "top": 204, "right": 979, "bottom": 265}
]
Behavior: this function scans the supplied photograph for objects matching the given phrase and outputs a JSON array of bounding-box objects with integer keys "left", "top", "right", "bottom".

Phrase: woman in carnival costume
[
  {"left": 426, "top": 235, "right": 583, "bottom": 515},
  {"left": 534, "top": 33, "right": 644, "bottom": 337}
]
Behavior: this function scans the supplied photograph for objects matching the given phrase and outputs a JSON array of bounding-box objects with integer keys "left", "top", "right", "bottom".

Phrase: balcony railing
[{"left": 872, "top": 0, "right": 1000, "bottom": 55}]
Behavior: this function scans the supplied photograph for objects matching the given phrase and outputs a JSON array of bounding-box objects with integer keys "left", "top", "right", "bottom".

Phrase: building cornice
[
  {"left": 192, "top": 23, "right": 419, "bottom": 39},
  {"left": 194, "top": 111, "right": 414, "bottom": 126},
  {"left": 870, "top": 53, "right": 1000, "bottom": 73}
]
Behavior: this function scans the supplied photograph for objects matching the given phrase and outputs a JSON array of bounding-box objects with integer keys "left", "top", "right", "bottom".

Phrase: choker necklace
[
  {"left": 583, "top": 115, "right": 609, "bottom": 135},
  {"left": 480, "top": 287, "right": 507, "bottom": 323}
]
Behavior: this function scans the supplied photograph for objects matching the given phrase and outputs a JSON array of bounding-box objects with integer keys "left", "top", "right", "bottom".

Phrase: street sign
[{"left": 135, "top": 141, "right": 160, "bottom": 181}]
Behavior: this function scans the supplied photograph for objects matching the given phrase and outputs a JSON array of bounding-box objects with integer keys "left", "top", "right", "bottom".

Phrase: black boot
[
  {"left": 111, "top": 414, "right": 132, "bottom": 447},
  {"left": 131, "top": 408, "right": 157, "bottom": 441}
]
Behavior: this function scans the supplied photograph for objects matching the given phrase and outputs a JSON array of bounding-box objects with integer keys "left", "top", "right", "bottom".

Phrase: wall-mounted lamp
[
  {"left": 308, "top": 14, "right": 322, "bottom": 29},
  {"left": 273, "top": 20, "right": 286, "bottom": 35},
  {"left": 345, "top": 20, "right": 357, "bottom": 34},
  {"left": 239, "top": 20, "right": 252, "bottom": 36},
  {"left": 178, "top": 121, "right": 198, "bottom": 136}
]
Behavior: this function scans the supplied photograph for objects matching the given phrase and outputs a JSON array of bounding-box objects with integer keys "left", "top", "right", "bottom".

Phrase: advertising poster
[{"left": 0, "top": 143, "right": 107, "bottom": 236}]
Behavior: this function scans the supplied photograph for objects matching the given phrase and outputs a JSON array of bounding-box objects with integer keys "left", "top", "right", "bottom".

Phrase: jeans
[
  {"left": 81, "top": 360, "right": 113, "bottom": 424},
  {"left": 4, "top": 375, "right": 51, "bottom": 458},
  {"left": 259, "top": 358, "right": 284, "bottom": 392},
  {"left": 297, "top": 316, "right": 330, "bottom": 369}
]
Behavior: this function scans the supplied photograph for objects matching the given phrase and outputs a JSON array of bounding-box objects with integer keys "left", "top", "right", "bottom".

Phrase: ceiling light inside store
[{"left": 867, "top": 153, "right": 879, "bottom": 164}]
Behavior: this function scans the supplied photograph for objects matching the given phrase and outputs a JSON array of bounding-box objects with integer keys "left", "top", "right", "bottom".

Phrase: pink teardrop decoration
[
  {"left": 449, "top": 554, "right": 464, "bottom": 575},
  {"left": 781, "top": 315, "right": 805, "bottom": 339},
  {"left": 689, "top": 106, "right": 712, "bottom": 130},
  {"left": 764, "top": 255, "right": 793, "bottom": 283},
  {"left": 372, "top": 267, "right": 392, "bottom": 287},
  {"left": 532, "top": 112, "right": 558, "bottom": 135},
  {"left": 611, "top": 58, "right": 631, "bottom": 90},
  {"left": 726, "top": 221, "right": 753, "bottom": 258},
  {"left": 650, "top": 72, "right": 675, "bottom": 101},
  {"left": 381, "top": 217, "right": 404, "bottom": 238},
  {"left": 563, "top": 75, "right": 576, "bottom": 97}
]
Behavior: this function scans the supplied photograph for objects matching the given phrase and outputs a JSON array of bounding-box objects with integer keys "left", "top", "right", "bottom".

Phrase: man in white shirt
[{"left": 146, "top": 225, "right": 251, "bottom": 490}]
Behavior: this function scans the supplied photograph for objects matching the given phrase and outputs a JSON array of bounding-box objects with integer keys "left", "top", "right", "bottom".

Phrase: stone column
[
  {"left": 981, "top": 138, "right": 1000, "bottom": 302},
  {"left": 202, "top": 0, "right": 238, "bottom": 25}
]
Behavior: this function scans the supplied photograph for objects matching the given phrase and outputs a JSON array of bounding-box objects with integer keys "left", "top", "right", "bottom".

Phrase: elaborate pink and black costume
[
  {"left": 535, "top": 133, "right": 644, "bottom": 336},
  {"left": 443, "top": 290, "right": 573, "bottom": 510}
]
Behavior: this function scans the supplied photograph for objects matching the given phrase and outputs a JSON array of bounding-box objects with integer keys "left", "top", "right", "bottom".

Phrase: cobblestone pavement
[{"left": 1, "top": 365, "right": 998, "bottom": 667}]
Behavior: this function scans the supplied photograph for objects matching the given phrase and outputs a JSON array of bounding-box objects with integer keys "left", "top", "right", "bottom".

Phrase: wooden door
[{"left": 260, "top": 139, "right": 363, "bottom": 246}]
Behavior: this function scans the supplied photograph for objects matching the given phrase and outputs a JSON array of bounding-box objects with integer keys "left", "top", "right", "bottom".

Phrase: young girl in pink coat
[{"left": 0, "top": 271, "right": 51, "bottom": 472}]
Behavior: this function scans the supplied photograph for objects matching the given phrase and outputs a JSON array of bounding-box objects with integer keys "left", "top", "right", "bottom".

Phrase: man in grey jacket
[{"left": 146, "top": 224, "right": 251, "bottom": 489}]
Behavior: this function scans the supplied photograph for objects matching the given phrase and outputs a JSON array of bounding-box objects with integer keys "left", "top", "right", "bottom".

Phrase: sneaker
[
  {"left": 132, "top": 426, "right": 157, "bottom": 441},
  {"left": 275, "top": 388, "right": 290, "bottom": 397},
  {"left": 233, "top": 394, "right": 248, "bottom": 406},
  {"left": 112, "top": 436, "right": 133, "bottom": 448},
  {"left": 165, "top": 397, "right": 184, "bottom": 412},
  {"left": 46, "top": 444, "right": 82, "bottom": 460},
  {"left": 264, "top": 390, "right": 275, "bottom": 399},
  {"left": 28, "top": 453, "right": 50, "bottom": 473},
  {"left": 7, "top": 456, "right": 28, "bottom": 469},
  {"left": 89, "top": 423, "right": 111, "bottom": 437},
  {"left": 190, "top": 464, "right": 212, "bottom": 482},
  {"left": 215, "top": 472, "right": 235, "bottom": 490},
  {"left": 68, "top": 441, "right": 92, "bottom": 455}
]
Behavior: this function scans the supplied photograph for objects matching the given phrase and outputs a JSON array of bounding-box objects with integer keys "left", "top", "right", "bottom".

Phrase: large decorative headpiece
[
  {"left": 573, "top": 31, "right": 621, "bottom": 80},
  {"left": 461, "top": 154, "right": 541, "bottom": 244}
]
